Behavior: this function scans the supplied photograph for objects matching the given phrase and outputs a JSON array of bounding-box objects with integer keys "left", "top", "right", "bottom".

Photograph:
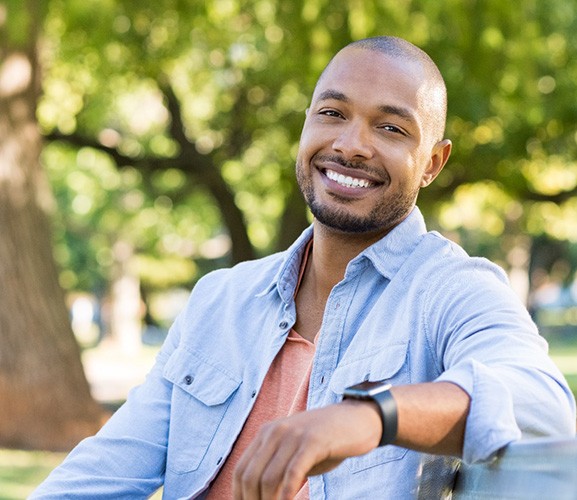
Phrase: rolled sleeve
[
  {"left": 429, "top": 259, "right": 576, "bottom": 463},
  {"left": 437, "top": 359, "right": 522, "bottom": 463}
]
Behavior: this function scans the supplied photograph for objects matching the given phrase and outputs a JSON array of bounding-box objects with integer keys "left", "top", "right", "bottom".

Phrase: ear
[{"left": 420, "top": 139, "right": 452, "bottom": 188}]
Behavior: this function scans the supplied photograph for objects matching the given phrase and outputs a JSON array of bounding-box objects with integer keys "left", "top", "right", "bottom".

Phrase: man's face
[{"left": 296, "top": 47, "right": 446, "bottom": 238}]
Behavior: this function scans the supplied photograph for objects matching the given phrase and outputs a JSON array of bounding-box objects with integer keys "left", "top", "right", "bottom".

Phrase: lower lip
[{"left": 319, "top": 169, "right": 378, "bottom": 198}]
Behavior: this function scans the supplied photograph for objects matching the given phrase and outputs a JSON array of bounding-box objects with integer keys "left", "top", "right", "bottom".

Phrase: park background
[{"left": 1, "top": 0, "right": 577, "bottom": 497}]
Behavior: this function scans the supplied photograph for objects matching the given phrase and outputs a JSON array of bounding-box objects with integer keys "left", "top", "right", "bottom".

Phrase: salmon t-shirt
[{"left": 207, "top": 243, "right": 315, "bottom": 499}]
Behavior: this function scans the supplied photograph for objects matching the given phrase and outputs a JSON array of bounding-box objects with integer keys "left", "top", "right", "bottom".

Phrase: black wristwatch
[{"left": 342, "top": 380, "right": 397, "bottom": 447}]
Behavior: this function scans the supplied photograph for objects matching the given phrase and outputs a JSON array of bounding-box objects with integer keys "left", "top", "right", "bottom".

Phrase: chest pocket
[
  {"left": 329, "top": 341, "right": 411, "bottom": 473},
  {"left": 163, "top": 346, "right": 241, "bottom": 474}
]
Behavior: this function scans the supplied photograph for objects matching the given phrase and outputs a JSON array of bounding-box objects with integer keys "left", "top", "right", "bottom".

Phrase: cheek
[
  {"left": 296, "top": 136, "right": 312, "bottom": 164},
  {"left": 299, "top": 121, "right": 333, "bottom": 154},
  {"left": 296, "top": 137, "right": 321, "bottom": 172},
  {"left": 295, "top": 151, "right": 308, "bottom": 176},
  {"left": 387, "top": 157, "right": 424, "bottom": 190}
]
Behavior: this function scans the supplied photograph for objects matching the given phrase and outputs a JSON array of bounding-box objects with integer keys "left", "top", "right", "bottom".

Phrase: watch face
[{"left": 343, "top": 380, "right": 392, "bottom": 397}]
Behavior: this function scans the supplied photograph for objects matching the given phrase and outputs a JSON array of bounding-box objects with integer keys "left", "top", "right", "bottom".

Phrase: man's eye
[
  {"left": 381, "top": 124, "right": 405, "bottom": 135},
  {"left": 319, "top": 109, "right": 342, "bottom": 118}
]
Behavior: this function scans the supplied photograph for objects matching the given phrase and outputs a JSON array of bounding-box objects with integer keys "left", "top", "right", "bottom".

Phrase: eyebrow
[
  {"left": 316, "top": 89, "right": 417, "bottom": 124},
  {"left": 317, "top": 89, "right": 349, "bottom": 102},
  {"left": 378, "top": 104, "right": 416, "bottom": 124}
]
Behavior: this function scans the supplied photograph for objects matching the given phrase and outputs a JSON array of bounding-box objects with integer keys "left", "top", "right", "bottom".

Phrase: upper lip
[{"left": 315, "top": 158, "right": 385, "bottom": 184}]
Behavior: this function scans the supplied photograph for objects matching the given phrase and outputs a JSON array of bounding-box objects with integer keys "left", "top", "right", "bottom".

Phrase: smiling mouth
[{"left": 324, "top": 168, "right": 377, "bottom": 189}]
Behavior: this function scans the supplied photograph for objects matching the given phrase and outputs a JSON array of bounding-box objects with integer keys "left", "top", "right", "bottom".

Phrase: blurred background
[{"left": 1, "top": 0, "right": 577, "bottom": 497}]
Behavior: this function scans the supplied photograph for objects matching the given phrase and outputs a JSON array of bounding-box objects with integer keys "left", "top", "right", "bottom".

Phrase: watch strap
[{"left": 372, "top": 388, "right": 398, "bottom": 446}]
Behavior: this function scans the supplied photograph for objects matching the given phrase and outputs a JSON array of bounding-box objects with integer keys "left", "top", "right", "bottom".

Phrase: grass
[
  {"left": 549, "top": 340, "right": 577, "bottom": 399},
  {"left": 0, "top": 342, "right": 163, "bottom": 499},
  {"left": 0, "top": 448, "right": 162, "bottom": 499},
  {"left": 0, "top": 449, "right": 66, "bottom": 500}
]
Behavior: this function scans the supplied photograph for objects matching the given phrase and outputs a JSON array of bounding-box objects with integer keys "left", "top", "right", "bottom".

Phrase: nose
[{"left": 332, "top": 121, "right": 374, "bottom": 160}]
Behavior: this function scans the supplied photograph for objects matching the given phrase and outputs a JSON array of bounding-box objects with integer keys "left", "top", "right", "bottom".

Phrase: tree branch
[
  {"left": 158, "top": 83, "right": 256, "bottom": 262},
  {"left": 44, "top": 130, "right": 175, "bottom": 172},
  {"left": 159, "top": 82, "right": 194, "bottom": 157}
]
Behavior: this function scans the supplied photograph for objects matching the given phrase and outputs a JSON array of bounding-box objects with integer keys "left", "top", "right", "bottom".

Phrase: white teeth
[{"left": 326, "top": 169, "right": 372, "bottom": 188}]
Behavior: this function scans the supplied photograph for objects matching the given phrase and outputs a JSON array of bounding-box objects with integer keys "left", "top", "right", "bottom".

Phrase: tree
[
  {"left": 0, "top": 0, "right": 106, "bottom": 450},
  {"left": 2, "top": 0, "right": 577, "bottom": 450},
  {"left": 41, "top": 1, "right": 577, "bottom": 271},
  {"left": 34, "top": 0, "right": 577, "bottom": 332}
]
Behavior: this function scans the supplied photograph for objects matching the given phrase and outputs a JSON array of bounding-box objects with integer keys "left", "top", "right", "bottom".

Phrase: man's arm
[
  {"left": 30, "top": 318, "right": 183, "bottom": 498},
  {"left": 390, "top": 381, "right": 470, "bottom": 454},
  {"left": 233, "top": 381, "right": 469, "bottom": 500}
]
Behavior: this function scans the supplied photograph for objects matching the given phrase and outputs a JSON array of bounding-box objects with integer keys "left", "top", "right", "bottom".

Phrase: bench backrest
[{"left": 452, "top": 437, "right": 577, "bottom": 499}]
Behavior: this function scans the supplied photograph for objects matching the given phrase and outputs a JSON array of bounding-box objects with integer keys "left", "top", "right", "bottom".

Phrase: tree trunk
[{"left": 0, "top": 1, "right": 107, "bottom": 451}]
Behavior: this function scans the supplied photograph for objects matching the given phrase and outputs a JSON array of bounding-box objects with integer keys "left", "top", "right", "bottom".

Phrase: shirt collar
[
  {"left": 359, "top": 207, "right": 427, "bottom": 280},
  {"left": 257, "top": 225, "right": 314, "bottom": 303},
  {"left": 259, "top": 207, "right": 427, "bottom": 301}
]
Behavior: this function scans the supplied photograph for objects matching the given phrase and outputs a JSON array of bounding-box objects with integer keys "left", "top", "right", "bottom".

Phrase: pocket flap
[
  {"left": 329, "top": 342, "right": 409, "bottom": 395},
  {"left": 163, "top": 346, "right": 241, "bottom": 406}
]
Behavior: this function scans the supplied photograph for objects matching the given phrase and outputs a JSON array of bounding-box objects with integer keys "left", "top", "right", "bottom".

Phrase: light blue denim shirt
[{"left": 32, "top": 208, "right": 576, "bottom": 499}]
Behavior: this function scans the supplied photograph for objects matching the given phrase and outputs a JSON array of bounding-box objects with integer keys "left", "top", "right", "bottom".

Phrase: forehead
[{"left": 312, "top": 47, "right": 429, "bottom": 111}]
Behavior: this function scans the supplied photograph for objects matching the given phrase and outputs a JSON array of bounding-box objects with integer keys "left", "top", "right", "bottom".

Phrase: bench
[{"left": 452, "top": 436, "right": 577, "bottom": 499}]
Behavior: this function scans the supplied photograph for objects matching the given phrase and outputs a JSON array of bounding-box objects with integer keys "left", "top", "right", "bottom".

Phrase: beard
[{"left": 296, "top": 156, "right": 419, "bottom": 234}]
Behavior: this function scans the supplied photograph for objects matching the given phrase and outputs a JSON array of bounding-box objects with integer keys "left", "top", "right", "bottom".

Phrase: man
[{"left": 33, "top": 36, "right": 575, "bottom": 499}]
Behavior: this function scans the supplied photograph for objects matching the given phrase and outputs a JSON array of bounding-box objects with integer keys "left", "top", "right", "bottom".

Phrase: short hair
[{"left": 319, "top": 36, "right": 448, "bottom": 141}]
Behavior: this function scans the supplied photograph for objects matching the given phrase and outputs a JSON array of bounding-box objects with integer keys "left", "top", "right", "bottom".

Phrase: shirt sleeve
[
  {"left": 30, "top": 309, "right": 185, "bottom": 498},
  {"left": 430, "top": 259, "right": 576, "bottom": 464}
]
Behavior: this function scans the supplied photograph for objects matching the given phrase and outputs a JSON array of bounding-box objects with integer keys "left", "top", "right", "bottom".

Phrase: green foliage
[
  {"left": 44, "top": 142, "right": 224, "bottom": 291},
  {"left": 1, "top": 1, "right": 47, "bottom": 47},
  {"left": 32, "top": 0, "right": 577, "bottom": 293}
]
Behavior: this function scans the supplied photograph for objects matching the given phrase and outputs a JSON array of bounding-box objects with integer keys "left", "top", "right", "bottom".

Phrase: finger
[
  {"left": 234, "top": 424, "right": 285, "bottom": 500},
  {"left": 257, "top": 433, "right": 303, "bottom": 499},
  {"left": 276, "top": 436, "right": 330, "bottom": 500},
  {"left": 233, "top": 434, "right": 267, "bottom": 500}
]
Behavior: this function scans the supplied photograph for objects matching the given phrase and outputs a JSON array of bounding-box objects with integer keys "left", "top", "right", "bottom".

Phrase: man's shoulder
[
  {"left": 195, "top": 227, "right": 313, "bottom": 293},
  {"left": 172, "top": 251, "right": 289, "bottom": 339},
  {"left": 414, "top": 231, "right": 509, "bottom": 284},
  {"left": 192, "top": 250, "right": 287, "bottom": 295}
]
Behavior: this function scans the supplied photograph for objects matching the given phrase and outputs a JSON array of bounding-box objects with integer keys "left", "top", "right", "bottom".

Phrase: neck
[
  {"left": 292, "top": 222, "right": 389, "bottom": 342},
  {"left": 306, "top": 221, "right": 387, "bottom": 295}
]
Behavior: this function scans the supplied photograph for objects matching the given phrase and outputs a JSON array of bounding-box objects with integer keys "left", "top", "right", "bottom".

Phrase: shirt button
[
  {"left": 279, "top": 320, "right": 289, "bottom": 329},
  {"left": 251, "top": 390, "right": 257, "bottom": 398},
  {"left": 184, "top": 375, "right": 193, "bottom": 385}
]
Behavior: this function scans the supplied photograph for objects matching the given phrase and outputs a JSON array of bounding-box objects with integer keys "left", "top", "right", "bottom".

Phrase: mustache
[{"left": 315, "top": 153, "right": 368, "bottom": 170}]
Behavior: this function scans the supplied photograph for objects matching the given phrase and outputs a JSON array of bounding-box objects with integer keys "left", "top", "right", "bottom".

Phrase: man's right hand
[{"left": 232, "top": 399, "right": 382, "bottom": 500}]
